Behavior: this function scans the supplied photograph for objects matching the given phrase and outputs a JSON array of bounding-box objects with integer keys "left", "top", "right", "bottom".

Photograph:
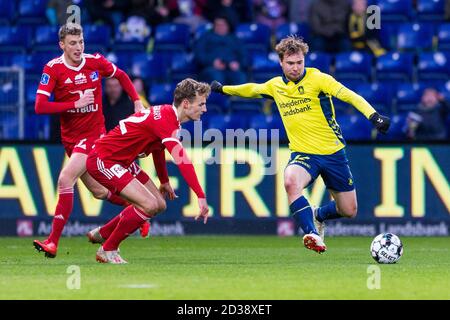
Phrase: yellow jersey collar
[{"left": 282, "top": 69, "right": 307, "bottom": 85}]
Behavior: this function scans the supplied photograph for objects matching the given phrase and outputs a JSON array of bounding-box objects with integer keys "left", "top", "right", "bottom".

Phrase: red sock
[
  {"left": 107, "top": 191, "right": 130, "bottom": 207},
  {"left": 47, "top": 188, "right": 74, "bottom": 246},
  {"left": 102, "top": 206, "right": 148, "bottom": 251},
  {"left": 99, "top": 213, "right": 123, "bottom": 239}
]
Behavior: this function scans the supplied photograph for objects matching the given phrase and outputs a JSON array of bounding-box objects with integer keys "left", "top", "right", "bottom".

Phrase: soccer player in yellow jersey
[{"left": 211, "top": 36, "right": 390, "bottom": 253}]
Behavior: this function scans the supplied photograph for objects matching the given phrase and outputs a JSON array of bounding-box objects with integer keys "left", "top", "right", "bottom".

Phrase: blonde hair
[
  {"left": 59, "top": 23, "right": 83, "bottom": 41},
  {"left": 173, "top": 78, "right": 211, "bottom": 106},
  {"left": 275, "top": 35, "right": 309, "bottom": 61}
]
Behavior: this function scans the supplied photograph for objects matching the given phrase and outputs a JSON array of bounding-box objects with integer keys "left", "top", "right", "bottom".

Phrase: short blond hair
[
  {"left": 173, "top": 78, "right": 211, "bottom": 106},
  {"left": 275, "top": 35, "right": 309, "bottom": 61},
  {"left": 59, "top": 23, "right": 83, "bottom": 41}
]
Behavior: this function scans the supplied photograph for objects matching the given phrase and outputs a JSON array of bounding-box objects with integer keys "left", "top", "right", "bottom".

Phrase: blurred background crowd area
[{"left": 0, "top": 0, "right": 450, "bottom": 142}]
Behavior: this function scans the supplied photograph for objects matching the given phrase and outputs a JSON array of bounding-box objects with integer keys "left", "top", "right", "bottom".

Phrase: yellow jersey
[{"left": 223, "top": 67, "right": 377, "bottom": 155}]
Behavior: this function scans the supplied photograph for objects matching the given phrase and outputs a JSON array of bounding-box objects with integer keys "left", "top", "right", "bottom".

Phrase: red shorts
[
  {"left": 86, "top": 151, "right": 150, "bottom": 195},
  {"left": 63, "top": 133, "right": 104, "bottom": 157}
]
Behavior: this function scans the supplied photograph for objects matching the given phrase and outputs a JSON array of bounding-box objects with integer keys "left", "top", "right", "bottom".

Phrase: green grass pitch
[{"left": 0, "top": 236, "right": 449, "bottom": 300}]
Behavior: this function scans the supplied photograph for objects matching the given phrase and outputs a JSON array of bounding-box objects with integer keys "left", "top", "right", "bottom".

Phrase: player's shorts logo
[
  {"left": 40, "top": 73, "right": 50, "bottom": 85},
  {"left": 110, "top": 164, "right": 127, "bottom": 178}
]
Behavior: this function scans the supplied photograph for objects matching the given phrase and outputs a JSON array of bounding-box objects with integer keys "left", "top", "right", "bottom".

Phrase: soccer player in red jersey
[
  {"left": 32, "top": 23, "right": 149, "bottom": 258},
  {"left": 85, "top": 78, "right": 210, "bottom": 264}
]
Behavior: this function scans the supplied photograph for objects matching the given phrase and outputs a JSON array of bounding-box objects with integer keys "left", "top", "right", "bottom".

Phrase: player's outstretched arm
[
  {"left": 369, "top": 112, "right": 391, "bottom": 134},
  {"left": 210, "top": 80, "right": 270, "bottom": 99}
]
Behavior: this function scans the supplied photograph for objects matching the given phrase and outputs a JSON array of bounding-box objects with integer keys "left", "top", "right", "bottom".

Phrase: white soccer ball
[{"left": 370, "top": 233, "right": 403, "bottom": 264}]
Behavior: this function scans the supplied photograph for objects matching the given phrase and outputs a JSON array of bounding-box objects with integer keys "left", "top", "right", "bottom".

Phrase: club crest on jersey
[
  {"left": 298, "top": 86, "right": 305, "bottom": 95},
  {"left": 90, "top": 71, "right": 99, "bottom": 82},
  {"left": 74, "top": 73, "right": 87, "bottom": 85},
  {"left": 40, "top": 73, "right": 50, "bottom": 85}
]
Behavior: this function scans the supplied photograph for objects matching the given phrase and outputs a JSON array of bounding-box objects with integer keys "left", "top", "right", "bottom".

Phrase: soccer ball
[{"left": 370, "top": 233, "right": 403, "bottom": 264}]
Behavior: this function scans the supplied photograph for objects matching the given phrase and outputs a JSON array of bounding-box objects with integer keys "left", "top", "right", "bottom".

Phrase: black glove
[
  {"left": 210, "top": 81, "right": 224, "bottom": 94},
  {"left": 369, "top": 112, "right": 391, "bottom": 134}
]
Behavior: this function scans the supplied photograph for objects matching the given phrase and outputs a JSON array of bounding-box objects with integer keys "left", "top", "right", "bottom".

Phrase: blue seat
[
  {"left": 229, "top": 97, "right": 263, "bottom": 116},
  {"left": 105, "top": 51, "right": 133, "bottom": 73},
  {"left": 379, "top": 22, "right": 402, "bottom": 50},
  {"left": 376, "top": 113, "right": 407, "bottom": 141},
  {"left": 417, "top": 52, "right": 450, "bottom": 81},
  {"left": 377, "top": 0, "right": 413, "bottom": 22},
  {"left": 131, "top": 53, "right": 171, "bottom": 81},
  {"left": 0, "top": 26, "right": 32, "bottom": 52},
  {"left": 337, "top": 114, "right": 372, "bottom": 141},
  {"left": 236, "top": 23, "right": 271, "bottom": 53},
  {"left": 170, "top": 52, "right": 198, "bottom": 82},
  {"left": 205, "top": 114, "right": 249, "bottom": 134},
  {"left": 83, "top": 24, "right": 111, "bottom": 53},
  {"left": 438, "top": 80, "right": 450, "bottom": 101},
  {"left": 0, "top": 52, "right": 14, "bottom": 66},
  {"left": 207, "top": 92, "right": 230, "bottom": 113},
  {"left": 249, "top": 113, "right": 288, "bottom": 142},
  {"left": 33, "top": 25, "right": 59, "bottom": 51},
  {"left": 395, "top": 82, "right": 427, "bottom": 112},
  {"left": 11, "top": 52, "right": 57, "bottom": 75},
  {"left": 275, "top": 23, "right": 310, "bottom": 43},
  {"left": 154, "top": 23, "right": 190, "bottom": 52},
  {"left": 305, "top": 52, "right": 332, "bottom": 73},
  {"left": 17, "top": 0, "right": 48, "bottom": 26},
  {"left": 25, "top": 78, "right": 39, "bottom": 105},
  {"left": 354, "top": 83, "right": 392, "bottom": 114},
  {"left": 24, "top": 114, "right": 50, "bottom": 140},
  {"left": 251, "top": 52, "right": 281, "bottom": 82},
  {"left": 148, "top": 83, "right": 176, "bottom": 105},
  {"left": 113, "top": 25, "right": 151, "bottom": 52},
  {"left": 0, "top": 1, "right": 16, "bottom": 24},
  {"left": 397, "top": 23, "right": 435, "bottom": 52},
  {"left": 437, "top": 23, "right": 450, "bottom": 51},
  {"left": 194, "top": 23, "right": 212, "bottom": 40},
  {"left": 0, "top": 112, "right": 19, "bottom": 139},
  {"left": 376, "top": 52, "right": 414, "bottom": 82},
  {"left": 417, "top": 0, "right": 445, "bottom": 21},
  {"left": 335, "top": 51, "right": 373, "bottom": 82}
]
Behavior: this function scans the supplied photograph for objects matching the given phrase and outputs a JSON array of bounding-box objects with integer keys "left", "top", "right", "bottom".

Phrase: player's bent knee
[
  {"left": 157, "top": 199, "right": 167, "bottom": 212},
  {"left": 284, "top": 178, "right": 299, "bottom": 195},
  {"left": 91, "top": 189, "right": 108, "bottom": 200},
  {"left": 340, "top": 204, "right": 358, "bottom": 218},
  {"left": 57, "top": 172, "right": 77, "bottom": 188}
]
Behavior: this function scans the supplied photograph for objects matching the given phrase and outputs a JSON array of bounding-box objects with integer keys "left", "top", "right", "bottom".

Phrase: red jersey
[
  {"left": 36, "top": 53, "right": 116, "bottom": 144},
  {"left": 93, "top": 105, "right": 205, "bottom": 198},
  {"left": 94, "top": 104, "right": 180, "bottom": 167}
]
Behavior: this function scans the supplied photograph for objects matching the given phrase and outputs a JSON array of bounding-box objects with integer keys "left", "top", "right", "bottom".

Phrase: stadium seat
[
  {"left": 416, "top": 0, "right": 445, "bottom": 21},
  {"left": 105, "top": 51, "right": 134, "bottom": 74},
  {"left": 148, "top": 83, "right": 176, "bottom": 105},
  {"left": 437, "top": 23, "right": 450, "bottom": 51},
  {"left": 379, "top": 22, "right": 401, "bottom": 50},
  {"left": 305, "top": 52, "right": 332, "bottom": 74},
  {"left": 236, "top": 23, "right": 271, "bottom": 54},
  {"left": 11, "top": 52, "right": 57, "bottom": 75},
  {"left": 25, "top": 78, "right": 39, "bottom": 105},
  {"left": 397, "top": 23, "right": 435, "bottom": 52},
  {"left": 395, "top": 82, "right": 427, "bottom": 112},
  {"left": 249, "top": 113, "right": 288, "bottom": 142},
  {"left": 353, "top": 83, "right": 392, "bottom": 114},
  {"left": 229, "top": 97, "right": 263, "bottom": 116},
  {"left": 438, "top": 80, "right": 450, "bottom": 100},
  {"left": 0, "top": 112, "right": 19, "bottom": 139},
  {"left": 417, "top": 52, "right": 450, "bottom": 81},
  {"left": 205, "top": 113, "right": 249, "bottom": 134},
  {"left": 375, "top": 52, "right": 414, "bottom": 83},
  {"left": 207, "top": 92, "right": 230, "bottom": 113},
  {"left": 24, "top": 114, "right": 50, "bottom": 140},
  {"left": 376, "top": 0, "right": 413, "bottom": 22},
  {"left": 154, "top": 23, "right": 190, "bottom": 52},
  {"left": 0, "top": 1, "right": 16, "bottom": 25},
  {"left": 275, "top": 23, "right": 310, "bottom": 43},
  {"left": 131, "top": 53, "right": 171, "bottom": 82},
  {"left": 33, "top": 25, "right": 59, "bottom": 52},
  {"left": 335, "top": 51, "right": 373, "bottom": 82},
  {"left": 251, "top": 52, "right": 281, "bottom": 82},
  {"left": 83, "top": 24, "right": 112, "bottom": 53},
  {"left": 17, "top": 0, "right": 48, "bottom": 26},
  {"left": 0, "top": 26, "right": 33, "bottom": 52},
  {"left": 170, "top": 52, "right": 198, "bottom": 82},
  {"left": 194, "top": 23, "right": 212, "bottom": 40},
  {"left": 113, "top": 24, "right": 151, "bottom": 52},
  {"left": 376, "top": 113, "right": 408, "bottom": 141},
  {"left": 336, "top": 114, "right": 372, "bottom": 141}
]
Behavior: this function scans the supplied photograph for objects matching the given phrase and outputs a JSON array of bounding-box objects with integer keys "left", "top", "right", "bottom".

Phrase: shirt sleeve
[
  {"left": 319, "top": 72, "right": 376, "bottom": 119},
  {"left": 36, "top": 64, "right": 57, "bottom": 98},
  {"left": 222, "top": 80, "right": 274, "bottom": 99},
  {"left": 94, "top": 53, "right": 117, "bottom": 78}
]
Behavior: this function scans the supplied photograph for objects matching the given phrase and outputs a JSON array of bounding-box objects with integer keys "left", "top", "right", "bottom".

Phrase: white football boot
[
  {"left": 312, "top": 206, "right": 325, "bottom": 241},
  {"left": 96, "top": 247, "right": 128, "bottom": 264},
  {"left": 303, "top": 233, "right": 327, "bottom": 254},
  {"left": 87, "top": 227, "right": 105, "bottom": 244}
]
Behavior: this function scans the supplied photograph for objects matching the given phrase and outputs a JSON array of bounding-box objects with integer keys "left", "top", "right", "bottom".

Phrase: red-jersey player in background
[
  {"left": 85, "top": 78, "right": 210, "bottom": 264},
  {"left": 33, "top": 23, "right": 149, "bottom": 258}
]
